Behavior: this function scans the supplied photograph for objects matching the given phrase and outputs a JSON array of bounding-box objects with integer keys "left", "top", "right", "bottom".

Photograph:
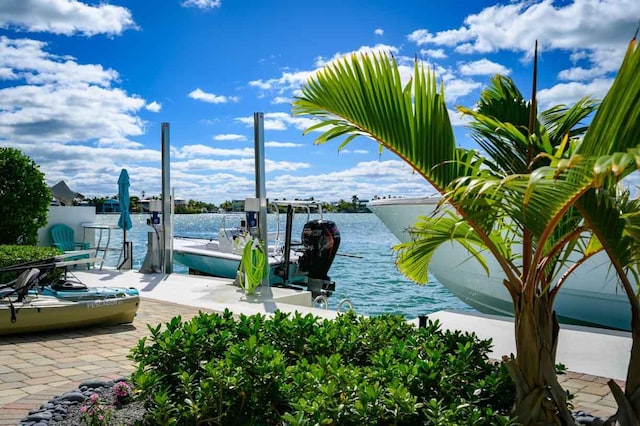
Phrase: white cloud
[
  {"left": 408, "top": 0, "right": 639, "bottom": 56},
  {"left": 236, "top": 112, "right": 319, "bottom": 132},
  {"left": 448, "top": 108, "right": 471, "bottom": 127},
  {"left": 459, "top": 58, "right": 510, "bottom": 76},
  {"left": 0, "top": 37, "right": 119, "bottom": 86},
  {"left": 182, "top": 0, "right": 222, "bottom": 9},
  {"left": 213, "top": 134, "right": 246, "bottom": 141},
  {"left": 7, "top": 140, "right": 161, "bottom": 198},
  {"left": 408, "top": 28, "right": 472, "bottom": 48},
  {"left": 315, "top": 43, "right": 399, "bottom": 68},
  {"left": 249, "top": 44, "right": 403, "bottom": 104},
  {"left": 249, "top": 70, "right": 313, "bottom": 94},
  {"left": 267, "top": 159, "right": 434, "bottom": 202},
  {"left": 342, "top": 149, "right": 369, "bottom": 154},
  {"left": 0, "top": 36, "right": 147, "bottom": 149},
  {"left": 145, "top": 101, "right": 161, "bottom": 112},
  {"left": 188, "top": 88, "right": 239, "bottom": 104},
  {"left": 441, "top": 77, "right": 481, "bottom": 102},
  {"left": 173, "top": 144, "right": 254, "bottom": 159},
  {"left": 265, "top": 141, "right": 304, "bottom": 148},
  {"left": 420, "top": 48, "right": 447, "bottom": 59},
  {"left": 558, "top": 47, "right": 623, "bottom": 81},
  {"left": 570, "top": 50, "right": 589, "bottom": 63},
  {"left": 0, "top": 33, "right": 183, "bottom": 198},
  {"left": 271, "top": 96, "right": 291, "bottom": 104},
  {"left": 0, "top": 0, "right": 136, "bottom": 36},
  {"left": 557, "top": 66, "right": 602, "bottom": 81},
  {"left": 374, "top": 28, "right": 384, "bottom": 36},
  {"left": 537, "top": 78, "right": 612, "bottom": 110},
  {"left": 172, "top": 157, "right": 310, "bottom": 174}
]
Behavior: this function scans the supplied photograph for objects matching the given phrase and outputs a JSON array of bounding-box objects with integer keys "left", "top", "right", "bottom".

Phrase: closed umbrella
[{"left": 117, "top": 169, "right": 133, "bottom": 269}]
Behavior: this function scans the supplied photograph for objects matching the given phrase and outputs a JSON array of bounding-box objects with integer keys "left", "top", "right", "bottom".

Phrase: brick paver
[
  {"left": 0, "top": 298, "right": 625, "bottom": 423},
  {"left": 0, "top": 298, "right": 206, "bottom": 423}
]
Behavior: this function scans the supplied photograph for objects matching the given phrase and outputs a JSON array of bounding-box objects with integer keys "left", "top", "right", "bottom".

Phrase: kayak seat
[
  {"left": 0, "top": 268, "right": 41, "bottom": 300},
  {"left": 0, "top": 288, "right": 14, "bottom": 298},
  {"left": 2, "top": 268, "right": 40, "bottom": 323},
  {"left": 14, "top": 268, "right": 41, "bottom": 302}
]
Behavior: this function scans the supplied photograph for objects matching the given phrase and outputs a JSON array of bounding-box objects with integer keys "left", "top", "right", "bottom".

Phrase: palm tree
[
  {"left": 351, "top": 195, "right": 360, "bottom": 211},
  {"left": 568, "top": 35, "right": 640, "bottom": 423},
  {"left": 292, "top": 38, "right": 640, "bottom": 423}
]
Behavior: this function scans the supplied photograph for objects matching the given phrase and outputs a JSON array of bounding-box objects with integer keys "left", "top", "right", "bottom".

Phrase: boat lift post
[
  {"left": 253, "top": 112, "right": 269, "bottom": 287},
  {"left": 161, "top": 122, "right": 173, "bottom": 274}
]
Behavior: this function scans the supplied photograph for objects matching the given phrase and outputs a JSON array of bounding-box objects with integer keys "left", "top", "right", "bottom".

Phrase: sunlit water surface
[{"left": 94, "top": 213, "right": 474, "bottom": 318}]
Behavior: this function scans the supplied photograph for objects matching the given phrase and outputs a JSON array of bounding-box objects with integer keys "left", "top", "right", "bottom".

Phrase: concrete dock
[{"left": 0, "top": 270, "right": 629, "bottom": 423}]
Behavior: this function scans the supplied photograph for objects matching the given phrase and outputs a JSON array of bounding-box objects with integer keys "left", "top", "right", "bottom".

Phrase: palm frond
[
  {"left": 578, "top": 38, "right": 640, "bottom": 156},
  {"left": 540, "top": 97, "right": 598, "bottom": 145},
  {"left": 395, "top": 213, "right": 499, "bottom": 283},
  {"left": 293, "top": 52, "right": 464, "bottom": 192}
]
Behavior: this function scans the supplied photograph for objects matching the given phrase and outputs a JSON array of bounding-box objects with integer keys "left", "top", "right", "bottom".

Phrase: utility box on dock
[{"left": 140, "top": 231, "right": 162, "bottom": 273}]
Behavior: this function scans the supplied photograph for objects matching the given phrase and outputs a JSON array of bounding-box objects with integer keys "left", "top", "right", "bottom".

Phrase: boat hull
[
  {"left": 368, "top": 197, "right": 633, "bottom": 331},
  {"left": 40, "top": 285, "right": 139, "bottom": 301},
  {"left": 173, "top": 238, "right": 303, "bottom": 285},
  {"left": 1, "top": 294, "right": 140, "bottom": 335}
]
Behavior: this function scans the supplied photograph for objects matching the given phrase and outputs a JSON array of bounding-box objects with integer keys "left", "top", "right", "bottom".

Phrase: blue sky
[{"left": 0, "top": 0, "right": 638, "bottom": 204}]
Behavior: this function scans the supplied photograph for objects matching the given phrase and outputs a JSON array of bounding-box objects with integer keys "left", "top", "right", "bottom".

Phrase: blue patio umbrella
[{"left": 117, "top": 169, "right": 132, "bottom": 268}]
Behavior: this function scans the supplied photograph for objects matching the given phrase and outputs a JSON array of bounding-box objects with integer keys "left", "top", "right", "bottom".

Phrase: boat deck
[{"left": 0, "top": 270, "right": 628, "bottom": 423}]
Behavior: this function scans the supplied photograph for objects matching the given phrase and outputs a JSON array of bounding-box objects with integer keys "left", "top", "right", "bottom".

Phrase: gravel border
[
  {"left": 20, "top": 378, "right": 145, "bottom": 426},
  {"left": 20, "top": 379, "right": 608, "bottom": 425}
]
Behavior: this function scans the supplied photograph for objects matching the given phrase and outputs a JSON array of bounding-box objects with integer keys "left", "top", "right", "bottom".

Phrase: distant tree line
[{"left": 80, "top": 194, "right": 378, "bottom": 214}]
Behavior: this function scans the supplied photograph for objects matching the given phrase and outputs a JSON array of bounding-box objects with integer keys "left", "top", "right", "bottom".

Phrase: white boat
[
  {"left": 367, "top": 197, "right": 633, "bottom": 331},
  {"left": 173, "top": 200, "right": 341, "bottom": 297}
]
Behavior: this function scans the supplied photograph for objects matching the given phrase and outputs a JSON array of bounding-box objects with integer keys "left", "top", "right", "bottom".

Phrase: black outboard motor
[{"left": 298, "top": 220, "right": 340, "bottom": 297}]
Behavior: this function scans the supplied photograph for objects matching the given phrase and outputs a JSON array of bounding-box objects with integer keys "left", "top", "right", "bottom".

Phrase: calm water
[{"left": 92, "top": 213, "right": 474, "bottom": 319}]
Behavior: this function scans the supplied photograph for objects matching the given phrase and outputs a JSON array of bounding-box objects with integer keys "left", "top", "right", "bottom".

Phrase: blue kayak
[{"left": 38, "top": 281, "right": 139, "bottom": 301}]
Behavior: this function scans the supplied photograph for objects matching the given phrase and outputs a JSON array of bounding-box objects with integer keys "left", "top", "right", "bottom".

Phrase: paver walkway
[{"left": 0, "top": 298, "right": 624, "bottom": 424}]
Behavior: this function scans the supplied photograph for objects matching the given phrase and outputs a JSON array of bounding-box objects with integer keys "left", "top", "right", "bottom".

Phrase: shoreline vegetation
[{"left": 83, "top": 195, "right": 380, "bottom": 214}]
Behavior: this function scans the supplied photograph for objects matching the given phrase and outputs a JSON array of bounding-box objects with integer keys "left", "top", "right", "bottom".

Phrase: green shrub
[
  {"left": 0, "top": 147, "right": 51, "bottom": 245},
  {"left": 130, "top": 310, "right": 516, "bottom": 425},
  {"left": 0, "top": 245, "right": 62, "bottom": 283}
]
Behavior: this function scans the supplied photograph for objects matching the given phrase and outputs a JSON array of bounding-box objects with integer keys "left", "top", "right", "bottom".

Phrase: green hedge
[
  {"left": 130, "top": 310, "right": 516, "bottom": 425},
  {"left": 0, "top": 245, "right": 62, "bottom": 283}
]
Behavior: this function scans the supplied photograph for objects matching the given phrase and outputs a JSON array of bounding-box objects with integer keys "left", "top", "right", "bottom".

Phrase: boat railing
[
  {"left": 269, "top": 200, "right": 324, "bottom": 253},
  {"left": 313, "top": 294, "right": 328, "bottom": 309},
  {"left": 337, "top": 299, "right": 354, "bottom": 312},
  {"left": 312, "top": 297, "right": 356, "bottom": 313},
  {"left": 214, "top": 201, "right": 326, "bottom": 258}
]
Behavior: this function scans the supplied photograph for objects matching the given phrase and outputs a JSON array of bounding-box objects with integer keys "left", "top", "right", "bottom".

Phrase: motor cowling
[{"left": 298, "top": 220, "right": 340, "bottom": 280}]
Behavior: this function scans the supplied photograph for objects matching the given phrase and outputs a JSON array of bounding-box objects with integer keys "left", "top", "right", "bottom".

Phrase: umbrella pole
[{"left": 118, "top": 229, "right": 129, "bottom": 270}]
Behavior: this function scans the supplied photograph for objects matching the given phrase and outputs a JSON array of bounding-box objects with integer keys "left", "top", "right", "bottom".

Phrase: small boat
[
  {"left": 1, "top": 293, "right": 139, "bottom": 336},
  {"left": 1, "top": 266, "right": 140, "bottom": 336},
  {"left": 39, "top": 279, "right": 140, "bottom": 301},
  {"left": 367, "top": 196, "right": 633, "bottom": 331},
  {"left": 173, "top": 200, "right": 341, "bottom": 297}
]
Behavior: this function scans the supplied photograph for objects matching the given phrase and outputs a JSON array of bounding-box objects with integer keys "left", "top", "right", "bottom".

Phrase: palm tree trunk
[
  {"left": 506, "top": 292, "right": 574, "bottom": 425},
  {"left": 608, "top": 308, "right": 640, "bottom": 425},
  {"left": 627, "top": 314, "right": 640, "bottom": 406}
]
